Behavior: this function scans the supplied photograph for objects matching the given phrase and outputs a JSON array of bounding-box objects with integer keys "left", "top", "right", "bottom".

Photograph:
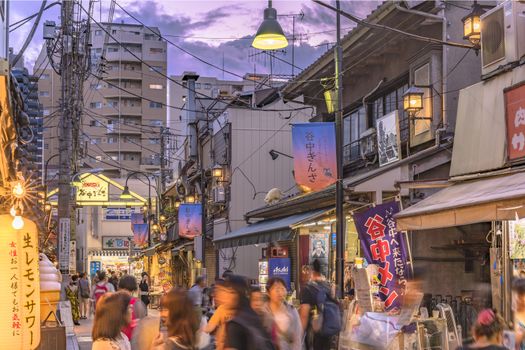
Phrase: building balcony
[
  {"left": 106, "top": 51, "right": 142, "bottom": 62},
  {"left": 102, "top": 141, "right": 142, "bottom": 153},
  {"left": 108, "top": 32, "right": 143, "bottom": 45},
  {"left": 100, "top": 87, "right": 142, "bottom": 99},
  {"left": 104, "top": 70, "right": 142, "bottom": 81},
  {"left": 97, "top": 105, "right": 142, "bottom": 116}
]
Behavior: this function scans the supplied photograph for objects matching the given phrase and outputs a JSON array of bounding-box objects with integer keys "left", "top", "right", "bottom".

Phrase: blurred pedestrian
[
  {"left": 92, "top": 291, "right": 133, "bottom": 350},
  {"left": 222, "top": 270, "right": 233, "bottom": 281},
  {"left": 224, "top": 275, "right": 275, "bottom": 350},
  {"left": 263, "top": 277, "right": 302, "bottom": 350},
  {"left": 203, "top": 279, "right": 235, "bottom": 350},
  {"left": 250, "top": 286, "right": 265, "bottom": 316},
  {"left": 152, "top": 288, "right": 199, "bottom": 350},
  {"left": 78, "top": 272, "right": 91, "bottom": 319},
  {"left": 66, "top": 274, "right": 80, "bottom": 325},
  {"left": 299, "top": 259, "right": 333, "bottom": 350},
  {"left": 92, "top": 270, "right": 115, "bottom": 310},
  {"left": 139, "top": 272, "right": 151, "bottom": 312},
  {"left": 109, "top": 270, "right": 120, "bottom": 290},
  {"left": 119, "top": 275, "right": 147, "bottom": 340},
  {"left": 131, "top": 293, "right": 168, "bottom": 350},
  {"left": 189, "top": 276, "right": 207, "bottom": 319},
  {"left": 513, "top": 278, "right": 525, "bottom": 349},
  {"left": 456, "top": 309, "right": 506, "bottom": 350}
]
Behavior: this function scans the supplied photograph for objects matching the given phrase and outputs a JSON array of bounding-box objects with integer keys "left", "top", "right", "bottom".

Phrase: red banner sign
[{"left": 506, "top": 82, "right": 525, "bottom": 161}]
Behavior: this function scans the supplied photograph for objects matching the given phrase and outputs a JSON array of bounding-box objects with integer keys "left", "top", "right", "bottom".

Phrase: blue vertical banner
[
  {"left": 90, "top": 261, "right": 101, "bottom": 278},
  {"left": 269, "top": 258, "right": 291, "bottom": 290},
  {"left": 292, "top": 123, "right": 337, "bottom": 192},
  {"left": 178, "top": 204, "right": 202, "bottom": 239},
  {"left": 353, "top": 201, "right": 411, "bottom": 311}
]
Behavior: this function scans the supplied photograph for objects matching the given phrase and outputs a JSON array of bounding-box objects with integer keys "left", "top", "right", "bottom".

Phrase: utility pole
[
  {"left": 334, "top": 0, "right": 345, "bottom": 298},
  {"left": 51, "top": 0, "right": 93, "bottom": 274},
  {"left": 160, "top": 126, "right": 166, "bottom": 194}
]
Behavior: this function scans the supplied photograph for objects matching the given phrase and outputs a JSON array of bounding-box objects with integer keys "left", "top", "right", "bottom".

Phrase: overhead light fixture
[
  {"left": 12, "top": 182, "right": 26, "bottom": 199},
  {"left": 269, "top": 149, "right": 293, "bottom": 160},
  {"left": 44, "top": 203, "right": 52, "bottom": 212},
  {"left": 212, "top": 165, "right": 224, "bottom": 179},
  {"left": 174, "top": 199, "right": 181, "bottom": 208},
  {"left": 186, "top": 195, "right": 196, "bottom": 204},
  {"left": 12, "top": 212, "right": 24, "bottom": 230},
  {"left": 462, "top": 1, "right": 485, "bottom": 46},
  {"left": 252, "top": 0, "right": 288, "bottom": 50},
  {"left": 120, "top": 185, "right": 133, "bottom": 199}
]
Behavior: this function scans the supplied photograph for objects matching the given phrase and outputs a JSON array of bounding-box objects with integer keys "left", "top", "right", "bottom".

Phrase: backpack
[
  {"left": 310, "top": 282, "right": 342, "bottom": 337},
  {"left": 93, "top": 283, "right": 109, "bottom": 307}
]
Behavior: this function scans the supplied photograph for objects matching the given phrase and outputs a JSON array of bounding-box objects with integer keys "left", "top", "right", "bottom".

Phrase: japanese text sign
[
  {"left": 0, "top": 215, "right": 40, "bottom": 349},
  {"left": 353, "top": 202, "right": 411, "bottom": 311},
  {"left": 131, "top": 212, "right": 148, "bottom": 249},
  {"left": 292, "top": 123, "right": 337, "bottom": 192},
  {"left": 178, "top": 204, "right": 202, "bottom": 239},
  {"left": 506, "top": 82, "right": 525, "bottom": 161},
  {"left": 75, "top": 174, "right": 109, "bottom": 202}
]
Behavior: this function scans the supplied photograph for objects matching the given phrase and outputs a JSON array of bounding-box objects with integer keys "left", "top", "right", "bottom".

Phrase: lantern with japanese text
[{"left": 0, "top": 214, "right": 41, "bottom": 349}]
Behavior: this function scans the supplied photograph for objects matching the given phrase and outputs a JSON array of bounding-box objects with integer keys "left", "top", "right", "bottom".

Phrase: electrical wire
[
  {"left": 12, "top": 0, "right": 48, "bottom": 66},
  {"left": 9, "top": 1, "right": 61, "bottom": 32}
]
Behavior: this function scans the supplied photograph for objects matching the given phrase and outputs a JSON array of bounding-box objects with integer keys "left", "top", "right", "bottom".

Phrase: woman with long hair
[
  {"left": 92, "top": 291, "right": 133, "bottom": 350},
  {"left": 262, "top": 277, "right": 302, "bottom": 350},
  {"left": 153, "top": 288, "right": 198, "bottom": 350},
  {"left": 224, "top": 275, "right": 275, "bottom": 350}
]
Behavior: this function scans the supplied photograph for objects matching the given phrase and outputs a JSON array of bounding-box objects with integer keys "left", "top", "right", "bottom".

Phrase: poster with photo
[
  {"left": 309, "top": 233, "right": 329, "bottom": 275},
  {"left": 510, "top": 218, "right": 525, "bottom": 259},
  {"left": 376, "top": 110, "right": 401, "bottom": 166}
]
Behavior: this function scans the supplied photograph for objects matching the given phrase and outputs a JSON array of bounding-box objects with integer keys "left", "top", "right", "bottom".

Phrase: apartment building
[{"left": 34, "top": 22, "right": 167, "bottom": 178}]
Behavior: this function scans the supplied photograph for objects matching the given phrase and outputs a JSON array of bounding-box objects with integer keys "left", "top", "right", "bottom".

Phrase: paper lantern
[{"left": 0, "top": 214, "right": 41, "bottom": 349}]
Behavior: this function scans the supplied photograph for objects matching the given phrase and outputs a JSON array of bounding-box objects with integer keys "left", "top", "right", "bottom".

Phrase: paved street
[{"left": 71, "top": 308, "right": 160, "bottom": 349}]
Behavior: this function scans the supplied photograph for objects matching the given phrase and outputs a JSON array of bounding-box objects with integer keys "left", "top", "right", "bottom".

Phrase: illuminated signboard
[{"left": 75, "top": 174, "right": 109, "bottom": 202}]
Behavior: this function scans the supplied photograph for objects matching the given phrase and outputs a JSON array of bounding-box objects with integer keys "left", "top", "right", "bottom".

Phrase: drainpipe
[{"left": 393, "top": 3, "right": 448, "bottom": 141}]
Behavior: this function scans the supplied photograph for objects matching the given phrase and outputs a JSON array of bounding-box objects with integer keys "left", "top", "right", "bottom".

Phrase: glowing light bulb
[
  {"left": 12, "top": 215, "right": 24, "bottom": 230},
  {"left": 12, "top": 182, "right": 25, "bottom": 198},
  {"left": 10, "top": 206, "right": 16, "bottom": 217}
]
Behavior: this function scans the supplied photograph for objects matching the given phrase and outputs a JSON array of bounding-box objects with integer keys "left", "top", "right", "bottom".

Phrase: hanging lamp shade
[
  {"left": 120, "top": 185, "right": 133, "bottom": 199},
  {"left": 252, "top": 6, "right": 288, "bottom": 50}
]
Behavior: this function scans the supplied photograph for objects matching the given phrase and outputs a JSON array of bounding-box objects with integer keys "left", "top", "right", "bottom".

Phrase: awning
[
  {"left": 396, "top": 171, "right": 525, "bottom": 230},
  {"left": 214, "top": 208, "right": 330, "bottom": 249},
  {"left": 141, "top": 243, "right": 162, "bottom": 257}
]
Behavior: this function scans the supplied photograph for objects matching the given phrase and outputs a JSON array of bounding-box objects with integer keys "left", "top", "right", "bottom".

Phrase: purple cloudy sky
[{"left": 10, "top": 1, "right": 380, "bottom": 79}]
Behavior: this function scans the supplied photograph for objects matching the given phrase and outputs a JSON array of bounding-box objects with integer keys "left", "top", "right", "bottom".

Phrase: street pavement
[{"left": 71, "top": 308, "right": 160, "bottom": 350}]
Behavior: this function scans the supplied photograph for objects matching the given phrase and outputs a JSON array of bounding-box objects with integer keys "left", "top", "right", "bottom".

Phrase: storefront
[
  {"left": 88, "top": 250, "right": 132, "bottom": 279},
  {"left": 172, "top": 242, "right": 194, "bottom": 288}
]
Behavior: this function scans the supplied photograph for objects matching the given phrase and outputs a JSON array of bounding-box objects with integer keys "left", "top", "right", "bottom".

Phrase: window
[
  {"left": 111, "top": 155, "right": 118, "bottom": 161},
  {"left": 108, "top": 101, "right": 118, "bottom": 108},
  {"left": 39, "top": 91, "right": 49, "bottom": 97},
  {"left": 144, "top": 33, "right": 155, "bottom": 40},
  {"left": 90, "top": 120, "right": 103, "bottom": 127},
  {"left": 149, "top": 120, "right": 162, "bottom": 126},
  {"left": 95, "top": 30, "right": 102, "bottom": 36},
  {"left": 195, "top": 83, "right": 201, "bottom": 89},
  {"left": 40, "top": 74, "right": 50, "bottom": 80},
  {"left": 43, "top": 109, "right": 50, "bottom": 116},
  {"left": 125, "top": 45, "right": 142, "bottom": 53},
  {"left": 131, "top": 31, "right": 140, "bottom": 36},
  {"left": 149, "top": 48, "right": 164, "bottom": 54},
  {"left": 112, "top": 29, "right": 117, "bottom": 34},
  {"left": 149, "top": 138, "right": 160, "bottom": 144},
  {"left": 370, "top": 82, "right": 409, "bottom": 142},
  {"left": 204, "top": 83, "right": 212, "bottom": 90},
  {"left": 107, "top": 137, "right": 117, "bottom": 144},
  {"left": 90, "top": 138, "right": 101, "bottom": 145},
  {"left": 108, "top": 47, "right": 119, "bottom": 53},
  {"left": 149, "top": 102, "right": 162, "bottom": 109},
  {"left": 44, "top": 143, "right": 49, "bottom": 150},
  {"left": 89, "top": 102, "right": 102, "bottom": 109},
  {"left": 149, "top": 84, "right": 163, "bottom": 90},
  {"left": 343, "top": 107, "right": 367, "bottom": 164}
]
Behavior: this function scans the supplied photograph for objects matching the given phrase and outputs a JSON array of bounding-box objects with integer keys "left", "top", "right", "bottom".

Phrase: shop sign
[
  {"left": 506, "top": 82, "right": 525, "bottom": 161},
  {"left": 90, "top": 261, "right": 101, "bottom": 277},
  {"left": 178, "top": 204, "right": 202, "bottom": 239},
  {"left": 0, "top": 215, "right": 40, "bottom": 349},
  {"left": 269, "top": 258, "right": 291, "bottom": 290},
  {"left": 292, "top": 123, "right": 337, "bottom": 192},
  {"left": 58, "top": 218, "right": 70, "bottom": 272},
  {"left": 509, "top": 218, "right": 525, "bottom": 259},
  {"left": 75, "top": 174, "right": 109, "bottom": 202},
  {"left": 69, "top": 240, "right": 76, "bottom": 273},
  {"left": 353, "top": 201, "right": 411, "bottom": 311},
  {"left": 131, "top": 213, "right": 148, "bottom": 249},
  {"left": 102, "top": 236, "right": 131, "bottom": 250}
]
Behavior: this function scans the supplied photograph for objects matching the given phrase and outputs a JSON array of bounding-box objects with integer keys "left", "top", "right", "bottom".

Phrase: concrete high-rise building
[{"left": 35, "top": 22, "right": 167, "bottom": 178}]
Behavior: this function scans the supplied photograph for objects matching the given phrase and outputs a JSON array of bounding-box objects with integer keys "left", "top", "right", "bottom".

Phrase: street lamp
[
  {"left": 252, "top": 0, "right": 288, "bottom": 50},
  {"left": 186, "top": 195, "right": 196, "bottom": 204},
  {"left": 212, "top": 165, "right": 224, "bottom": 179},
  {"left": 269, "top": 149, "right": 293, "bottom": 160},
  {"left": 403, "top": 87, "right": 425, "bottom": 114},
  {"left": 174, "top": 199, "right": 181, "bottom": 208},
  {"left": 462, "top": 1, "right": 485, "bottom": 46},
  {"left": 71, "top": 168, "right": 104, "bottom": 187},
  {"left": 120, "top": 186, "right": 133, "bottom": 200}
]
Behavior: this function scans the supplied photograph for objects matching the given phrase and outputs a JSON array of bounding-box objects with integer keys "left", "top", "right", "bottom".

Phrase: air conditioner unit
[
  {"left": 212, "top": 186, "right": 226, "bottom": 203},
  {"left": 270, "top": 247, "right": 288, "bottom": 258},
  {"left": 480, "top": 0, "right": 525, "bottom": 76}
]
